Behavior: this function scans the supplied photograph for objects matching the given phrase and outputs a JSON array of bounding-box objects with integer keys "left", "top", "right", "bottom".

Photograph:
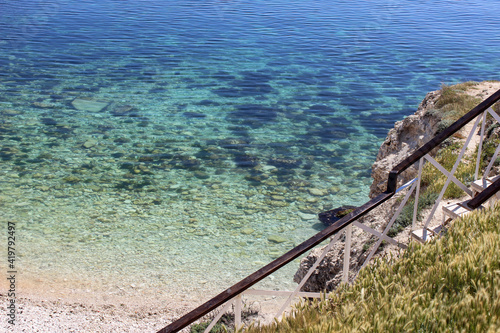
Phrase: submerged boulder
[{"left": 71, "top": 98, "right": 109, "bottom": 112}]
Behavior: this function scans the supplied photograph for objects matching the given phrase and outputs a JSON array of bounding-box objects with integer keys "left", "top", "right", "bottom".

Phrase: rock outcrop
[
  {"left": 294, "top": 89, "right": 445, "bottom": 292},
  {"left": 369, "top": 90, "right": 442, "bottom": 198}
]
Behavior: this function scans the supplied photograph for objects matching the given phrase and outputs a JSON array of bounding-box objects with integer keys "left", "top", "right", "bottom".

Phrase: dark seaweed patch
[
  {"left": 308, "top": 104, "right": 336, "bottom": 116},
  {"left": 213, "top": 87, "right": 241, "bottom": 98},
  {"left": 227, "top": 104, "right": 278, "bottom": 128},
  {"left": 232, "top": 80, "right": 274, "bottom": 97},
  {"left": 183, "top": 112, "right": 206, "bottom": 118},
  {"left": 233, "top": 152, "right": 259, "bottom": 168},
  {"left": 41, "top": 118, "right": 58, "bottom": 126},
  {"left": 211, "top": 71, "right": 236, "bottom": 81},
  {"left": 197, "top": 99, "right": 220, "bottom": 106}
]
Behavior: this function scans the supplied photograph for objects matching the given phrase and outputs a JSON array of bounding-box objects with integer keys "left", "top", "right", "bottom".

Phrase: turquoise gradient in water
[{"left": 1, "top": 0, "right": 500, "bottom": 302}]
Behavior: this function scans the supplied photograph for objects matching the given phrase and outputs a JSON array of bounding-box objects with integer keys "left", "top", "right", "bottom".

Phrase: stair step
[
  {"left": 442, "top": 202, "right": 473, "bottom": 220},
  {"left": 471, "top": 175, "right": 500, "bottom": 195},
  {"left": 411, "top": 225, "right": 444, "bottom": 243}
]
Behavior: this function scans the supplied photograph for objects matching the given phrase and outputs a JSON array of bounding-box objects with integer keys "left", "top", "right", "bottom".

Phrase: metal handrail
[
  {"left": 158, "top": 88, "right": 500, "bottom": 333},
  {"left": 469, "top": 178, "right": 500, "bottom": 209}
]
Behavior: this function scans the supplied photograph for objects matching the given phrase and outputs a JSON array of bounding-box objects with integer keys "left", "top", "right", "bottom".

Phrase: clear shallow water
[{"left": 1, "top": 0, "right": 500, "bottom": 302}]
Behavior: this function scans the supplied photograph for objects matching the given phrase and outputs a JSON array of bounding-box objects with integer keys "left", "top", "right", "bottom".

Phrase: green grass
[
  {"left": 245, "top": 203, "right": 500, "bottom": 332},
  {"left": 190, "top": 322, "right": 226, "bottom": 333},
  {"left": 429, "top": 83, "right": 481, "bottom": 134}
]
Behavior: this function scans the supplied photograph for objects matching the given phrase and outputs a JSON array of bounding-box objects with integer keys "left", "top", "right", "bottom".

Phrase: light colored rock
[
  {"left": 83, "top": 139, "right": 98, "bottom": 149},
  {"left": 369, "top": 90, "right": 442, "bottom": 198},
  {"left": 71, "top": 98, "right": 109, "bottom": 112},
  {"left": 262, "top": 165, "right": 277, "bottom": 172},
  {"left": 241, "top": 228, "right": 255, "bottom": 235},
  {"left": 2, "top": 109, "right": 22, "bottom": 116},
  {"left": 308, "top": 188, "right": 328, "bottom": 196},
  {"left": 267, "top": 235, "right": 287, "bottom": 243},
  {"left": 298, "top": 212, "right": 317, "bottom": 221}
]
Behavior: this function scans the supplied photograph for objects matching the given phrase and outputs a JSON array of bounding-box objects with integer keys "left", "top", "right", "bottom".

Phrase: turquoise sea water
[{"left": 1, "top": 0, "right": 500, "bottom": 303}]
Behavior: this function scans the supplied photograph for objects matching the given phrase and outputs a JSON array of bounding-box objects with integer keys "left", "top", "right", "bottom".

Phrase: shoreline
[{"left": 0, "top": 292, "right": 194, "bottom": 333}]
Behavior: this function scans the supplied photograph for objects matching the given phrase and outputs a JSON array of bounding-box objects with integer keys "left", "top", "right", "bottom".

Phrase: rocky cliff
[
  {"left": 294, "top": 89, "right": 445, "bottom": 292},
  {"left": 369, "top": 90, "right": 442, "bottom": 198}
]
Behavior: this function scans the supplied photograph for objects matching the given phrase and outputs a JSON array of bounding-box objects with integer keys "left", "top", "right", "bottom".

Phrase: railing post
[
  {"left": 475, "top": 111, "right": 487, "bottom": 181},
  {"left": 342, "top": 224, "right": 352, "bottom": 283},
  {"left": 412, "top": 158, "right": 424, "bottom": 232},
  {"left": 234, "top": 294, "right": 242, "bottom": 331}
]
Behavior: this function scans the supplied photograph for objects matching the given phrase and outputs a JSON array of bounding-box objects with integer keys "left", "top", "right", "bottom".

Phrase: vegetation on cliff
[{"left": 245, "top": 203, "right": 500, "bottom": 332}]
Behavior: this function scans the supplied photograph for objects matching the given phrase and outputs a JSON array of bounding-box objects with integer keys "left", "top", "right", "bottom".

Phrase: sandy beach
[{"left": 1, "top": 291, "right": 196, "bottom": 333}]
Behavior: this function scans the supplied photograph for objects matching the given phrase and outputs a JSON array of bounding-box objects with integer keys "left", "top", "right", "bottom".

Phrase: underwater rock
[
  {"left": 83, "top": 139, "right": 98, "bottom": 149},
  {"left": 244, "top": 174, "right": 269, "bottom": 183},
  {"left": 227, "top": 104, "right": 279, "bottom": 128},
  {"left": 33, "top": 101, "right": 56, "bottom": 109},
  {"left": 41, "top": 118, "right": 58, "bottom": 126},
  {"left": 63, "top": 175, "right": 81, "bottom": 183},
  {"left": 71, "top": 98, "right": 109, "bottom": 112},
  {"left": 268, "top": 200, "right": 289, "bottom": 207},
  {"left": 193, "top": 170, "right": 210, "bottom": 179},
  {"left": 110, "top": 104, "right": 138, "bottom": 117},
  {"left": 268, "top": 157, "right": 302, "bottom": 169},
  {"left": 308, "top": 188, "right": 328, "bottom": 196},
  {"left": 2, "top": 109, "right": 22, "bottom": 116},
  {"left": 0, "top": 147, "right": 18, "bottom": 161},
  {"left": 240, "top": 228, "right": 255, "bottom": 235},
  {"left": 288, "top": 179, "right": 311, "bottom": 188},
  {"left": 233, "top": 153, "right": 259, "bottom": 168},
  {"left": 298, "top": 212, "right": 317, "bottom": 221},
  {"left": 175, "top": 156, "right": 201, "bottom": 170},
  {"left": 114, "top": 137, "right": 131, "bottom": 144},
  {"left": 267, "top": 235, "right": 287, "bottom": 243},
  {"left": 183, "top": 111, "right": 206, "bottom": 118},
  {"left": 219, "top": 138, "right": 250, "bottom": 150}
]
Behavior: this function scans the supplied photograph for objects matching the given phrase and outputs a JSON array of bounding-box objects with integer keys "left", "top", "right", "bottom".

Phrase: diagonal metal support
[
  {"left": 203, "top": 301, "right": 233, "bottom": 333},
  {"left": 412, "top": 158, "right": 424, "bottom": 231},
  {"left": 488, "top": 107, "right": 500, "bottom": 123},
  {"left": 275, "top": 232, "right": 342, "bottom": 318},
  {"left": 424, "top": 154, "right": 472, "bottom": 196},
  {"left": 361, "top": 180, "right": 417, "bottom": 268},
  {"left": 342, "top": 224, "right": 352, "bottom": 283},
  {"left": 423, "top": 114, "right": 482, "bottom": 229},
  {"left": 353, "top": 222, "right": 407, "bottom": 249},
  {"left": 484, "top": 142, "right": 500, "bottom": 180}
]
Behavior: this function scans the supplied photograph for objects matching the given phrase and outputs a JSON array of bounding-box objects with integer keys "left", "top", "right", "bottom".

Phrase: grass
[
  {"left": 244, "top": 203, "right": 500, "bottom": 332},
  {"left": 429, "top": 83, "right": 481, "bottom": 134}
]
